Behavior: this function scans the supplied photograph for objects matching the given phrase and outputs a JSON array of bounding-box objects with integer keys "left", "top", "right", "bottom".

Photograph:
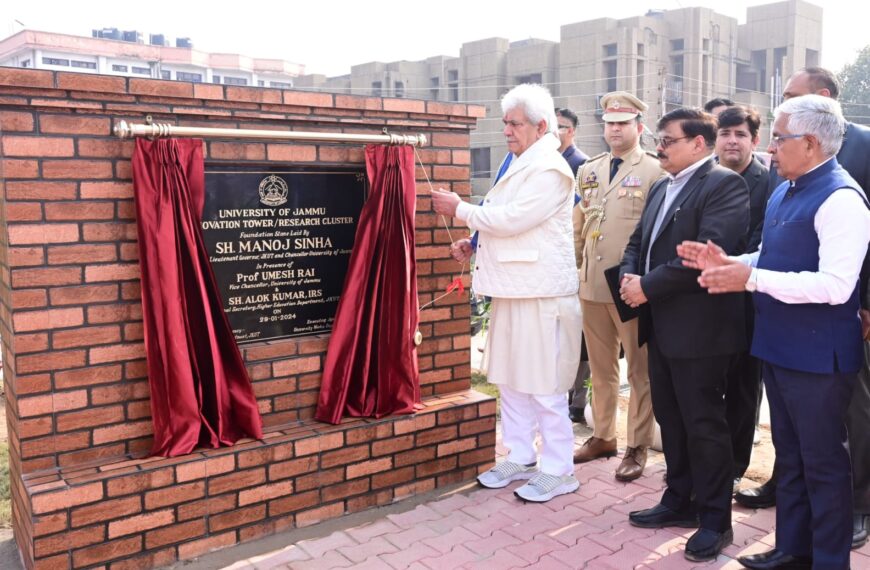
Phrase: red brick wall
[{"left": 0, "top": 68, "right": 492, "bottom": 568}]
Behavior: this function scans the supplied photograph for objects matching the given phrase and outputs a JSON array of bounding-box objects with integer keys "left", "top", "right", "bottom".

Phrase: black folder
[{"left": 604, "top": 265, "right": 640, "bottom": 323}]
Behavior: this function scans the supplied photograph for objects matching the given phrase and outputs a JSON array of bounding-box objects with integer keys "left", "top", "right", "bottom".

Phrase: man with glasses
[
  {"left": 680, "top": 94, "right": 870, "bottom": 570},
  {"left": 556, "top": 108, "right": 589, "bottom": 175},
  {"left": 714, "top": 106, "right": 769, "bottom": 489},
  {"left": 734, "top": 66, "right": 870, "bottom": 553},
  {"left": 571, "top": 92, "right": 663, "bottom": 483},
  {"left": 619, "top": 108, "right": 749, "bottom": 562}
]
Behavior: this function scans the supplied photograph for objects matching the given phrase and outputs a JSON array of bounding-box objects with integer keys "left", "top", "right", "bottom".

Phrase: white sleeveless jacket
[{"left": 456, "top": 135, "right": 578, "bottom": 298}]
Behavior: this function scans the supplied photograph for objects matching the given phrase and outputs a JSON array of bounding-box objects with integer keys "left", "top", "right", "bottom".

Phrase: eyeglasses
[
  {"left": 656, "top": 136, "right": 690, "bottom": 149},
  {"left": 769, "top": 133, "right": 807, "bottom": 147}
]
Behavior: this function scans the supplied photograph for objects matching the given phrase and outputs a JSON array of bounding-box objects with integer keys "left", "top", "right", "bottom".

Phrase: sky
[{"left": 0, "top": 0, "right": 864, "bottom": 78}]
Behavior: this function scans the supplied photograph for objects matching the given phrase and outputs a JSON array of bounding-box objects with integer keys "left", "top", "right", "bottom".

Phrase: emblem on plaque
[{"left": 258, "top": 175, "right": 289, "bottom": 207}]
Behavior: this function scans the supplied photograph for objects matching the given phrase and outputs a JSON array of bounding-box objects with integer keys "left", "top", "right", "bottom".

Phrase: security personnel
[{"left": 572, "top": 91, "right": 665, "bottom": 481}]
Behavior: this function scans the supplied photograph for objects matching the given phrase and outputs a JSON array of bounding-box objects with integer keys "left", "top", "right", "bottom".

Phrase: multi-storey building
[
  {"left": 300, "top": 0, "right": 822, "bottom": 195},
  {"left": 0, "top": 29, "right": 304, "bottom": 89}
]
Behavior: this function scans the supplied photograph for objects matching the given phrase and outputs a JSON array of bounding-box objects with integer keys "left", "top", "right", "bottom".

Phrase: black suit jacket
[
  {"left": 743, "top": 156, "right": 770, "bottom": 252},
  {"left": 620, "top": 159, "right": 750, "bottom": 359}
]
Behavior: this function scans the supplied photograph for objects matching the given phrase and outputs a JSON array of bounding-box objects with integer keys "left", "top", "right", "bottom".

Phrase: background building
[
  {"left": 299, "top": 0, "right": 822, "bottom": 196},
  {"left": 0, "top": 28, "right": 304, "bottom": 88}
]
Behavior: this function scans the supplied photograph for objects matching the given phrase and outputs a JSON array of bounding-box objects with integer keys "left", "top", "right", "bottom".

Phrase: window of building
[
  {"left": 471, "top": 147, "right": 491, "bottom": 179},
  {"left": 670, "top": 38, "right": 684, "bottom": 51},
  {"left": 42, "top": 57, "right": 70, "bottom": 66},
  {"left": 603, "top": 43, "right": 617, "bottom": 57},
  {"left": 429, "top": 77, "right": 440, "bottom": 100},
  {"left": 213, "top": 75, "right": 221, "bottom": 84},
  {"left": 177, "top": 71, "right": 203, "bottom": 83},
  {"left": 447, "top": 69, "right": 459, "bottom": 101},
  {"left": 112, "top": 64, "right": 128, "bottom": 72},
  {"left": 132, "top": 66, "right": 150, "bottom": 75},
  {"left": 270, "top": 81, "right": 293, "bottom": 89},
  {"left": 703, "top": 38, "right": 711, "bottom": 51},
  {"left": 160, "top": 70, "right": 171, "bottom": 80},
  {"left": 637, "top": 43, "right": 644, "bottom": 57},
  {"left": 637, "top": 61, "right": 645, "bottom": 93},
  {"left": 71, "top": 60, "right": 97, "bottom": 69},
  {"left": 223, "top": 76, "right": 247, "bottom": 86},
  {"left": 21, "top": 59, "right": 30, "bottom": 68},
  {"left": 517, "top": 73, "right": 542, "bottom": 85},
  {"left": 394, "top": 81, "right": 405, "bottom": 98},
  {"left": 604, "top": 60, "right": 618, "bottom": 92},
  {"left": 371, "top": 81, "right": 382, "bottom": 97},
  {"left": 670, "top": 55, "right": 684, "bottom": 79}
]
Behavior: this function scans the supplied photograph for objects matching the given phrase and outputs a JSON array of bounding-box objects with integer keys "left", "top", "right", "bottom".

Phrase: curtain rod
[{"left": 113, "top": 119, "right": 427, "bottom": 147}]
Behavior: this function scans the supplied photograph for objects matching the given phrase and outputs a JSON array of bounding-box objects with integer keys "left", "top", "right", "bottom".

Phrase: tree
[{"left": 838, "top": 45, "right": 870, "bottom": 125}]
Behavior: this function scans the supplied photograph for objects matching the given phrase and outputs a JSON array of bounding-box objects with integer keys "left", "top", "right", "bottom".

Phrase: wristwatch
[{"left": 745, "top": 268, "right": 759, "bottom": 292}]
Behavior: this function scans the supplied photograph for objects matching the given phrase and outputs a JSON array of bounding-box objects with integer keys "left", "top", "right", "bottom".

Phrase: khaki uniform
[{"left": 573, "top": 144, "right": 664, "bottom": 447}]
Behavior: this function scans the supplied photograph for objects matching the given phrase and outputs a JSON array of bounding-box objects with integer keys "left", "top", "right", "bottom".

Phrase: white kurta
[{"left": 482, "top": 295, "right": 582, "bottom": 395}]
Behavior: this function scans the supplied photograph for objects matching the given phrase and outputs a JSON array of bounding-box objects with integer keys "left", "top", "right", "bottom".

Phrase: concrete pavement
[{"left": 179, "top": 432, "right": 870, "bottom": 569}]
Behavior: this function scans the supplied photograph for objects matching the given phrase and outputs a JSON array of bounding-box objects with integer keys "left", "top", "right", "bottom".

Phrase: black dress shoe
[
  {"left": 734, "top": 477, "right": 777, "bottom": 508},
  {"left": 628, "top": 503, "right": 698, "bottom": 529},
  {"left": 684, "top": 527, "right": 733, "bottom": 562},
  {"left": 568, "top": 407, "right": 587, "bottom": 425},
  {"left": 854, "top": 513, "right": 869, "bottom": 550},
  {"left": 738, "top": 548, "right": 812, "bottom": 569}
]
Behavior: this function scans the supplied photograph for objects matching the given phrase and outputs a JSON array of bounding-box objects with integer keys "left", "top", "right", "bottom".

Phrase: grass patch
[
  {"left": 471, "top": 371, "right": 499, "bottom": 417},
  {"left": 0, "top": 441, "right": 10, "bottom": 528}
]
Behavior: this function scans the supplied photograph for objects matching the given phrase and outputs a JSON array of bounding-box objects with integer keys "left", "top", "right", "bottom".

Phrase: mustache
[{"left": 657, "top": 152, "right": 667, "bottom": 159}]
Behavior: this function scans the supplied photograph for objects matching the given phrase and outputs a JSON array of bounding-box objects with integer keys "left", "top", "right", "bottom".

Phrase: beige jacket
[{"left": 573, "top": 144, "right": 664, "bottom": 303}]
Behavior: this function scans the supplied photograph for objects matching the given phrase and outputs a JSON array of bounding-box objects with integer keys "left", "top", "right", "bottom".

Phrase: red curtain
[
  {"left": 315, "top": 145, "right": 421, "bottom": 424},
  {"left": 132, "top": 138, "right": 263, "bottom": 457}
]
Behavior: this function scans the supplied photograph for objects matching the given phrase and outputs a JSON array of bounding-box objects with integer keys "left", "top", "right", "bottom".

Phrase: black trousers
[
  {"left": 725, "top": 350, "right": 762, "bottom": 478},
  {"left": 648, "top": 334, "right": 735, "bottom": 532}
]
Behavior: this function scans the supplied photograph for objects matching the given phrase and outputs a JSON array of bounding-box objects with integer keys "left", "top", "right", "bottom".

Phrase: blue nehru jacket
[{"left": 751, "top": 159, "right": 868, "bottom": 374}]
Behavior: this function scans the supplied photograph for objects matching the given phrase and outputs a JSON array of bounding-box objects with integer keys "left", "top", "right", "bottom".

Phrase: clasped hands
[
  {"left": 619, "top": 274, "right": 647, "bottom": 308},
  {"left": 676, "top": 240, "right": 751, "bottom": 293}
]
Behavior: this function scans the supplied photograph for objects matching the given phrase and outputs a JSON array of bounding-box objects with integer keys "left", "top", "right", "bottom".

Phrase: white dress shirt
[
  {"left": 735, "top": 161, "right": 870, "bottom": 305},
  {"left": 646, "top": 156, "right": 712, "bottom": 273}
]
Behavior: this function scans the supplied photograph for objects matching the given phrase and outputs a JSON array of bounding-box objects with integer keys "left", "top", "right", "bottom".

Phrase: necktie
[{"left": 610, "top": 157, "right": 623, "bottom": 182}]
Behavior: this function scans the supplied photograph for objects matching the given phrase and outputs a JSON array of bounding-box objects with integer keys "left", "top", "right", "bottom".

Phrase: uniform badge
[
  {"left": 633, "top": 190, "right": 644, "bottom": 199},
  {"left": 617, "top": 188, "right": 627, "bottom": 197},
  {"left": 622, "top": 176, "right": 642, "bottom": 187}
]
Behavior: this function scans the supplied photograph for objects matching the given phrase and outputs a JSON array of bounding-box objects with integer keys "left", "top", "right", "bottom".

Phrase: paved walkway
[{"left": 189, "top": 441, "right": 870, "bottom": 570}]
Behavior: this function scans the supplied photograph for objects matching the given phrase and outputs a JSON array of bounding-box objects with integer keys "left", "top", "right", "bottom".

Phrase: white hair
[
  {"left": 775, "top": 94, "right": 845, "bottom": 156},
  {"left": 501, "top": 83, "right": 558, "bottom": 135}
]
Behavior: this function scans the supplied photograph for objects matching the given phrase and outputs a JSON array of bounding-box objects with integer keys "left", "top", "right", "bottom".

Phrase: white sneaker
[
  {"left": 477, "top": 461, "right": 537, "bottom": 489},
  {"left": 514, "top": 472, "right": 580, "bottom": 502}
]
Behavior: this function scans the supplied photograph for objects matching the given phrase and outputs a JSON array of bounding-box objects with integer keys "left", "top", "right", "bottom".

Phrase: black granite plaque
[{"left": 201, "top": 167, "right": 367, "bottom": 343}]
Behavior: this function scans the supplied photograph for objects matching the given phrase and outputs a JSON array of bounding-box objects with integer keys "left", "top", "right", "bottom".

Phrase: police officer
[{"left": 572, "top": 91, "right": 665, "bottom": 481}]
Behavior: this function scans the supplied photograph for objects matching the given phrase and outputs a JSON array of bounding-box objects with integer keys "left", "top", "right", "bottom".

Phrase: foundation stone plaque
[{"left": 202, "top": 167, "right": 366, "bottom": 343}]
